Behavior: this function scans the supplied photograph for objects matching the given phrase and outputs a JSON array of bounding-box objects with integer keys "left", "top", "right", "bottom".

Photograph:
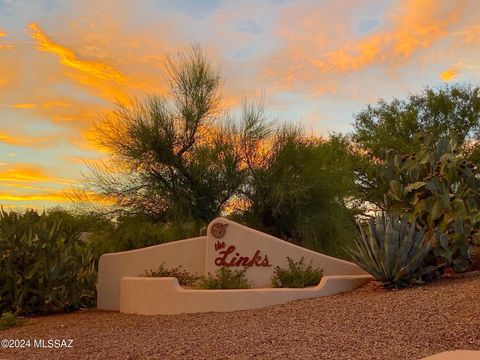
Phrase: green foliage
[
  {"left": 141, "top": 263, "right": 199, "bottom": 286},
  {"left": 0, "top": 209, "right": 96, "bottom": 315},
  {"left": 383, "top": 137, "right": 480, "bottom": 272},
  {"left": 199, "top": 267, "right": 251, "bottom": 289},
  {"left": 234, "top": 123, "right": 361, "bottom": 255},
  {"left": 0, "top": 312, "right": 21, "bottom": 330},
  {"left": 353, "top": 85, "right": 480, "bottom": 160},
  {"left": 271, "top": 257, "right": 323, "bottom": 288},
  {"left": 347, "top": 214, "right": 432, "bottom": 288},
  {"left": 89, "top": 214, "right": 200, "bottom": 255}
]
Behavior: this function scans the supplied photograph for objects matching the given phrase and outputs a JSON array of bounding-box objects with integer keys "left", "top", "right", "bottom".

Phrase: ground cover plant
[
  {"left": 199, "top": 267, "right": 251, "bottom": 289},
  {"left": 0, "top": 312, "right": 22, "bottom": 330},
  {"left": 347, "top": 213, "right": 432, "bottom": 288},
  {"left": 141, "top": 263, "right": 200, "bottom": 286},
  {"left": 271, "top": 257, "right": 323, "bottom": 288}
]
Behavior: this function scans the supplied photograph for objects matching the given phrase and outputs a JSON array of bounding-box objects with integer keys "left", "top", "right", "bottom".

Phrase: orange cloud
[
  {"left": 29, "top": 23, "right": 125, "bottom": 83},
  {"left": 0, "top": 189, "right": 78, "bottom": 203},
  {"left": 0, "top": 130, "right": 58, "bottom": 148},
  {"left": 0, "top": 189, "right": 112, "bottom": 204},
  {"left": 0, "top": 164, "right": 74, "bottom": 185},
  {"left": 440, "top": 66, "right": 459, "bottom": 81},
  {"left": 0, "top": 29, "right": 12, "bottom": 49},
  {"left": 28, "top": 22, "right": 129, "bottom": 102},
  {"left": 265, "top": 0, "right": 468, "bottom": 93},
  {"left": 463, "top": 24, "right": 480, "bottom": 44},
  {"left": 11, "top": 102, "right": 71, "bottom": 110},
  {"left": 0, "top": 192, "right": 67, "bottom": 202},
  {"left": 12, "top": 103, "right": 38, "bottom": 110}
]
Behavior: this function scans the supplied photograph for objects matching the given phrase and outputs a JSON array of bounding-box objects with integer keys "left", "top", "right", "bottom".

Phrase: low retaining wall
[
  {"left": 120, "top": 275, "right": 372, "bottom": 315},
  {"left": 97, "top": 236, "right": 207, "bottom": 311}
]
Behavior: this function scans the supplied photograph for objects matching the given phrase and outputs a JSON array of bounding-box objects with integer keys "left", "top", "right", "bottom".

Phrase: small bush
[
  {"left": 0, "top": 312, "right": 21, "bottom": 330},
  {"left": 141, "top": 263, "right": 199, "bottom": 286},
  {"left": 199, "top": 267, "right": 251, "bottom": 289},
  {"left": 271, "top": 257, "right": 323, "bottom": 288}
]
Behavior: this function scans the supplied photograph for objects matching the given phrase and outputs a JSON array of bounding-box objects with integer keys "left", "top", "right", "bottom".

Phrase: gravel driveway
[{"left": 1, "top": 272, "right": 479, "bottom": 360}]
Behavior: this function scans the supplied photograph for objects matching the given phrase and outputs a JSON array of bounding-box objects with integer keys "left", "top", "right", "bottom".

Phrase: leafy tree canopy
[{"left": 352, "top": 85, "right": 480, "bottom": 160}]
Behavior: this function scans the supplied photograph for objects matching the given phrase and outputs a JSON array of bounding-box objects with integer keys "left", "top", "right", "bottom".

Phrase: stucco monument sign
[{"left": 97, "top": 218, "right": 371, "bottom": 315}]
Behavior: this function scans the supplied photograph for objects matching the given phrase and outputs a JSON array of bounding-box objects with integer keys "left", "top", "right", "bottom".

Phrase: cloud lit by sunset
[
  {"left": 440, "top": 66, "right": 460, "bottom": 81},
  {"left": 1, "top": 0, "right": 479, "bottom": 209}
]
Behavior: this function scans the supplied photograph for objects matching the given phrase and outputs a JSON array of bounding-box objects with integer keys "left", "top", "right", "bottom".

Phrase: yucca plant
[{"left": 346, "top": 214, "right": 433, "bottom": 288}]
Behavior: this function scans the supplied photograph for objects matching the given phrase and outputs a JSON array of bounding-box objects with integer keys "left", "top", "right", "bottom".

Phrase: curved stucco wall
[
  {"left": 120, "top": 275, "right": 372, "bottom": 315},
  {"left": 97, "top": 236, "right": 206, "bottom": 311}
]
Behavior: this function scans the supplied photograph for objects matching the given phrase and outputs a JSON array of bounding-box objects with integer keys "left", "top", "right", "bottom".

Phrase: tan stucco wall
[
  {"left": 205, "top": 218, "right": 367, "bottom": 287},
  {"left": 119, "top": 275, "right": 372, "bottom": 315},
  {"left": 97, "top": 236, "right": 206, "bottom": 311},
  {"left": 421, "top": 351, "right": 480, "bottom": 360},
  {"left": 98, "top": 217, "right": 369, "bottom": 312}
]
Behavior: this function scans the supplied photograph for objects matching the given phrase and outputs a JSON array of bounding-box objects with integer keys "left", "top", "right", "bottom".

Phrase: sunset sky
[{"left": 0, "top": 0, "right": 479, "bottom": 209}]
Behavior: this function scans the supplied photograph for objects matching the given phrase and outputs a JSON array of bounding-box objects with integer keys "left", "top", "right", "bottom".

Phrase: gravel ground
[{"left": 1, "top": 272, "right": 479, "bottom": 360}]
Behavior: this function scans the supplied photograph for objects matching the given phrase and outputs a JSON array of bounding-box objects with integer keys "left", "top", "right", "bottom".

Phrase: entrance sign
[{"left": 97, "top": 217, "right": 370, "bottom": 314}]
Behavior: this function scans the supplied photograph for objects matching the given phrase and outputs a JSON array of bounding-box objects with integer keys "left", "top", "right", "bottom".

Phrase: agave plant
[{"left": 347, "top": 214, "right": 432, "bottom": 288}]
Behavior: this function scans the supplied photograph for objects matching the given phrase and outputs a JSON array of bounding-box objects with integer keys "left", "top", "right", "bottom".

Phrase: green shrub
[
  {"left": 347, "top": 214, "right": 432, "bottom": 288},
  {"left": 199, "top": 267, "right": 251, "bottom": 289},
  {"left": 141, "top": 263, "right": 199, "bottom": 286},
  {"left": 89, "top": 215, "right": 201, "bottom": 255},
  {"left": 0, "top": 209, "right": 96, "bottom": 315},
  {"left": 0, "top": 312, "right": 21, "bottom": 330},
  {"left": 271, "top": 257, "right": 323, "bottom": 288}
]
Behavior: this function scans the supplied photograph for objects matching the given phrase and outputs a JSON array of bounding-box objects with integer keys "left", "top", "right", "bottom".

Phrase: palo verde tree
[{"left": 87, "top": 46, "right": 243, "bottom": 225}]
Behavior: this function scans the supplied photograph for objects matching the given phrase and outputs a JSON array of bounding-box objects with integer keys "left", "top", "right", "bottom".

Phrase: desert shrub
[
  {"left": 233, "top": 131, "right": 361, "bottom": 257},
  {"left": 0, "top": 209, "right": 96, "bottom": 315},
  {"left": 89, "top": 215, "right": 201, "bottom": 255},
  {"left": 347, "top": 214, "right": 432, "bottom": 288},
  {"left": 199, "top": 267, "right": 251, "bottom": 289},
  {"left": 271, "top": 257, "right": 323, "bottom": 288},
  {"left": 0, "top": 312, "right": 21, "bottom": 330},
  {"left": 141, "top": 263, "right": 199, "bottom": 286}
]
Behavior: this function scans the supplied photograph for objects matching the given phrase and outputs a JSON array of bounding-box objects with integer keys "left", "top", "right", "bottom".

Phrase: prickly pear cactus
[{"left": 383, "top": 137, "right": 480, "bottom": 272}]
